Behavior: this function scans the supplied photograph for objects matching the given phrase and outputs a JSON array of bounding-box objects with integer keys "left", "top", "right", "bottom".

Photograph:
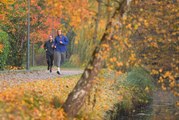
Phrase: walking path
[{"left": 0, "top": 69, "right": 83, "bottom": 91}]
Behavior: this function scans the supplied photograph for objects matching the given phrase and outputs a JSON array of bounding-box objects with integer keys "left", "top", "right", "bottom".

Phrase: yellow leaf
[
  {"left": 134, "top": 24, "right": 139, "bottom": 30},
  {"left": 145, "top": 86, "right": 149, "bottom": 92},
  {"left": 176, "top": 101, "right": 179, "bottom": 106},
  {"left": 163, "top": 71, "right": 171, "bottom": 78}
]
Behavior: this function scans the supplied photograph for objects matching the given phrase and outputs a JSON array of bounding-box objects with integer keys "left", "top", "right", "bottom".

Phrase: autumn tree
[
  {"left": 0, "top": 0, "right": 64, "bottom": 67},
  {"left": 0, "top": 0, "right": 29, "bottom": 66},
  {"left": 0, "top": 0, "right": 55, "bottom": 67},
  {"left": 62, "top": 0, "right": 132, "bottom": 117},
  {"left": 122, "top": 0, "right": 179, "bottom": 98},
  {"left": 62, "top": 0, "right": 179, "bottom": 117}
]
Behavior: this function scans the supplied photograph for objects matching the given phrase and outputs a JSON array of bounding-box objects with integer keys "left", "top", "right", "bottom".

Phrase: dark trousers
[{"left": 46, "top": 54, "right": 54, "bottom": 68}]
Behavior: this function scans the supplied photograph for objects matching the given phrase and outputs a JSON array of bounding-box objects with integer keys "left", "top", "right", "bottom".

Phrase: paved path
[
  {"left": 0, "top": 69, "right": 83, "bottom": 80},
  {"left": 0, "top": 69, "right": 83, "bottom": 91}
]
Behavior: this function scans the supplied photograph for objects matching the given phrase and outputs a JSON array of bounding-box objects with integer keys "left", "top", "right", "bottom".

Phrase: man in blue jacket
[{"left": 54, "top": 29, "right": 69, "bottom": 75}]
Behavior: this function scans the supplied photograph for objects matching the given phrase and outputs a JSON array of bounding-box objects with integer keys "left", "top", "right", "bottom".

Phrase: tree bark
[
  {"left": 106, "top": 0, "right": 111, "bottom": 23},
  {"left": 62, "top": 0, "right": 131, "bottom": 118},
  {"left": 93, "top": 0, "right": 102, "bottom": 44},
  {"left": 32, "top": 43, "right": 35, "bottom": 66}
]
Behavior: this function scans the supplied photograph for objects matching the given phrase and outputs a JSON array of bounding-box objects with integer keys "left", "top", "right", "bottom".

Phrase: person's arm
[
  {"left": 44, "top": 42, "right": 47, "bottom": 51},
  {"left": 52, "top": 41, "right": 55, "bottom": 50},
  {"left": 53, "top": 37, "right": 57, "bottom": 48},
  {"left": 62, "top": 36, "right": 69, "bottom": 45}
]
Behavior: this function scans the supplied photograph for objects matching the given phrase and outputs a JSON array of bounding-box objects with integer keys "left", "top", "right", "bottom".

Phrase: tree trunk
[
  {"left": 106, "top": 0, "right": 111, "bottom": 23},
  {"left": 93, "top": 0, "right": 102, "bottom": 44},
  {"left": 62, "top": 0, "right": 131, "bottom": 118},
  {"left": 32, "top": 43, "right": 35, "bottom": 66}
]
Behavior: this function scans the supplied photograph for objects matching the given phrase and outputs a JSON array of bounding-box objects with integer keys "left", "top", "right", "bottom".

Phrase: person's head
[
  {"left": 49, "top": 35, "right": 53, "bottom": 41},
  {"left": 57, "top": 29, "right": 62, "bottom": 36}
]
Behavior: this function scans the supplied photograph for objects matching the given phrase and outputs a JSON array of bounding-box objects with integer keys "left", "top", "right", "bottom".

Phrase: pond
[{"left": 115, "top": 89, "right": 179, "bottom": 120}]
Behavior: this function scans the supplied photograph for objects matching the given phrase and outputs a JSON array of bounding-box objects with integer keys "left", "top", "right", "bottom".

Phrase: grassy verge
[
  {"left": 105, "top": 67, "right": 154, "bottom": 119},
  {"left": 79, "top": 66, "right": 154, "bottom": 119}
]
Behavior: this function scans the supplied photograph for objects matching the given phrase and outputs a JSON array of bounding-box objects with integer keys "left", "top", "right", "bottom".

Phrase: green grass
[
  {"left": 61, "top": 61, "right": 85, "bottom": 69},
  {"left": 105, "top": 66, "right": 155, "bottom": 119},
  {"left": 28, "top": 61, "right": 84, "bottom": 71}
]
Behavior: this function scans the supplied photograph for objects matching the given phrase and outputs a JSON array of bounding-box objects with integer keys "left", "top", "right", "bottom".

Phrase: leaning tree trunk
[
  {"left": 93, "top": 0, "right": 102, "bottom": 44},
  {"left": 62, "top": 0, "right": 132, "bottom": 117}
]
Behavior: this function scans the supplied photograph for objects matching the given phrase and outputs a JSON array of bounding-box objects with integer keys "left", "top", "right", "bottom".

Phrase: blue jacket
[{"left": 54, "top": 35, "right": 69, "bottom": 52}]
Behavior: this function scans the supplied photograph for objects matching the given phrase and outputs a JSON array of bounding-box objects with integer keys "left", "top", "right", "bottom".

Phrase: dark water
[{"left": 116, "top": 90, "right": 179, "bottom": 120}]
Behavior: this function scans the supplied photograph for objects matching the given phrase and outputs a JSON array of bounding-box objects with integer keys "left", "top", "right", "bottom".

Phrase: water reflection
[{"left": 115, "top": 90, "right": 179, "bottom": 120}]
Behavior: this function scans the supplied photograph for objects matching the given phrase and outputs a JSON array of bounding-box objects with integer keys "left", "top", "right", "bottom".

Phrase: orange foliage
[
  {"left": 0, "top": 75, "right": 80, "bottom": 119},
  {"left": 121, "top": 0, "right": 179, "bottom": 96},
  {"left": 0, "top": 43, "right": 4, "bottom": 53}
]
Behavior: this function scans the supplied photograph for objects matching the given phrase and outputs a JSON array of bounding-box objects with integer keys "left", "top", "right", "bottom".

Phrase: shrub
[
  {"left": 0, "top": 30, "right": 10, "bottom": 70},
  {"left": 69, "top": 54, "right": 81, "bottom": 66},
  {"left": 52, "top": 96, "right": 62, "bottom": 109},
  {"left": 106, "top": 66, "right": 154, "bottom": 119}
]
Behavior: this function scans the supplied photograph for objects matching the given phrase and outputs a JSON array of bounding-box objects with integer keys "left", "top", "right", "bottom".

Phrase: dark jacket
[
  {"left": 44, "top": 40, "right": 54, "bottom": 55},
  {"left": 54, "top": 35, "right": 69, "bottom": 52}
]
